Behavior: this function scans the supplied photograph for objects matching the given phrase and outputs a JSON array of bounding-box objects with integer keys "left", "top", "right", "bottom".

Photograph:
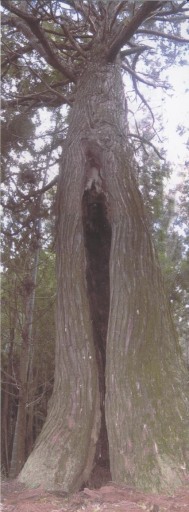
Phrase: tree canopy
[{"left": 2, "top": 1, "right": 189, "bottom": 109}]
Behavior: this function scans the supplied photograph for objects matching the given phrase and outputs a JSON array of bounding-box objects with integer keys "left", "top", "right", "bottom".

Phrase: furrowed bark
[{"left": 106, "top": 198, "right": 188, "bottom": 492}]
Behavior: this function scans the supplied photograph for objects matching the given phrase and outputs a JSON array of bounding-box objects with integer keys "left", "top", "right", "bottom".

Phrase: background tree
[
  {"left": 163, "top": 171, "right": 189, "bottom": 366},
  {"left": 136, "top": 145, "right": 189, "bottom": 366},
  {"left": 1, "top": 0, "right": 189, "bottom": 493},
  {"left": 1, "top": 108, "right": 57, "bottom": 476}
]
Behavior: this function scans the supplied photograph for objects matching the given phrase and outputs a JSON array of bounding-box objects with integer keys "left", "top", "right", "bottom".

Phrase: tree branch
[
  {"left": 129, "top": 53, "right": 155, "bottom": 125},
  {"left": 120, "top": 44, "right": 152, "bottom": 58},
  {"left": 128, "top": 133, "right": 164, "bottom": 160},
  {"left": 1, "top": 42, "right": 32, "bottom": 69},
  {"left": 106, "top": 1, "right": 164, "bottom": 62},
  {"left": 1, "top": 90, "right": 73, "bottom": 109},
  {"left": 62, "top": 23, "right": 87, "bottom": 58},
  {"left": 27, "top": 66, "right": 74, "bottom": 106},
  {"left": 1, "top": 0, "right": 76, "bottom": 82},
  {"left": 109, "top": 1, "right": 128, "bottom": 31},
  {"left": 151, "top": 1, "right": 189, "bottom": 17},
  {"left": 19, "top": 176, "right": 58, "bottom": 200},
  {"left": 137, "top": 28, "right": 189, "bottom": 44},
  {"left": 122, "top": 62, "right": 169, "bottom": 89}
]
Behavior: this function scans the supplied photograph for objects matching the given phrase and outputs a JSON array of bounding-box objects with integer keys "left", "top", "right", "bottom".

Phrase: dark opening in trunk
[{"left": 82, "top": 181, "right": 112, "bottom": 487}]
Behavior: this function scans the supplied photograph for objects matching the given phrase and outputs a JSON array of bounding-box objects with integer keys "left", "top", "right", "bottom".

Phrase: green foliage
[{"left": 1, "top": 115, "right": 35, "bottom": 156}]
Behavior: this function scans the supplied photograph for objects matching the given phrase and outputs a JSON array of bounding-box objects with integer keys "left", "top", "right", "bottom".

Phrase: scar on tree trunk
[{"left": 82, "top": 149, "right": 112, "bottom": 487}]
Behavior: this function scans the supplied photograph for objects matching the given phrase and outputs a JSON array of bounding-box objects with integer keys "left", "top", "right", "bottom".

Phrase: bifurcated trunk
[{"left": 19, "top": 59, "right": 188, "bottom": 492}]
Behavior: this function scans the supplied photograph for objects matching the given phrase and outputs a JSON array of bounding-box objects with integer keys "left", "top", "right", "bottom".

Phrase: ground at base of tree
[{"left": 1, "top": 478, "right": 189, "bottom": 512}]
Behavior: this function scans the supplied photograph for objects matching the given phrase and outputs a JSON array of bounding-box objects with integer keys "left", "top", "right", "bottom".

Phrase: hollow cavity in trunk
[{"left": 82, "top": 174, "right": 111, "bottom": 487}]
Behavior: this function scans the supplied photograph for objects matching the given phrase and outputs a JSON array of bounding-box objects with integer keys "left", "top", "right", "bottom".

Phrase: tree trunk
[
  {"left": 10, "top": 250, "right": 39, "bottom": 477},
  {"left": 1, "top": 326, "right": 15, "bottom": 476},
  {"left": 106, "top": 209, "right": 189, "bottom": 492},
  {"left": 19, "top": 59, "right": 188, "bottom": 492}
]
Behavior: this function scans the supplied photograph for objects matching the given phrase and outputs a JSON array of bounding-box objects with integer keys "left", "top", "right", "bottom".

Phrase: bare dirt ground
[{"left": 1, "top": 478, "right": 189, "bottom": 512}]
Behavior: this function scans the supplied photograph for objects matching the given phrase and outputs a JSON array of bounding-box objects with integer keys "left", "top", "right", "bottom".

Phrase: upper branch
[
  {"left": 1, "top": 43, "right": 32, "bottom": 70},
  {"left": 1, "top": 0, "right": 76, "bottom": 82},
  {"left": 106, "top": 1, "right": 164, "bottom": 62},
  {"left": 1, "top": 91, "right": 72, "bottom": 109},
  {"left": 137, "top": 28, "right": 189, "bottom": 44},
  {"left": 18, "top": 176, "right": 58, "bottom": 200},
  {"left": 127, "top": 133, "right": 164, "bottom": 160},
  {"left": 121, "top": 62, "right": 168, "bottom": 90}
]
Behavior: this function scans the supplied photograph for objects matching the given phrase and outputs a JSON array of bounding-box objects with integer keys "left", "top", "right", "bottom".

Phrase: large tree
[{"left": 2, "top": 0, "right": 189, "bottom": 493}]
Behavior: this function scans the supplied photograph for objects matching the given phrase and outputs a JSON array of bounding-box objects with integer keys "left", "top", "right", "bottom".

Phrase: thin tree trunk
[
  {"left": 26, "top": 376, "right": 37, "bottom": 457},
  {"left": 19, "top": 59, "right": 189, "bottom": 492},
  {"left": 1, "top": 326, "right": 15, "bottom": 475},
  {"left": 10, "top": 249, "right": 39, "bottom": 477},
  {"left": 10, "top": 154, "right": 52, "bottom": 477}
]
